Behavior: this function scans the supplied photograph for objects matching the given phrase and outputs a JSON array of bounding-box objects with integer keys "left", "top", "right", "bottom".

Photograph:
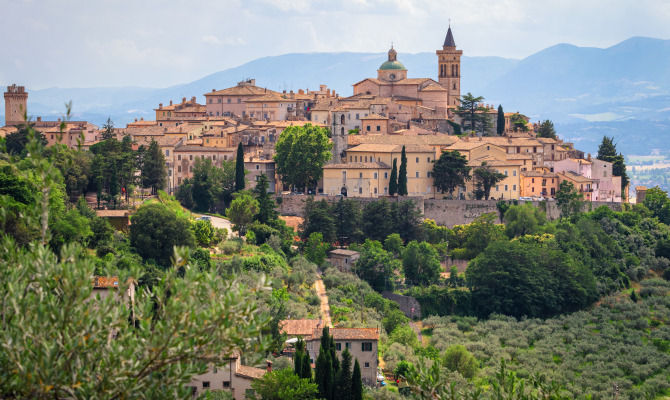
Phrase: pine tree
[
  {"left": 235, "top": 142, "right": 245, "bottom": 192},
  {"left": 336, "top": 348, "right": 353, "bottom": 400},
  {"left": 389, "top": 158, "right": 398, "bottom": 196},
  {"left": 597, "top": 136, "right": 629, "bottom": 199},
  {"left": 352, "top": 359, "right": 363, "bottom": 400},
  {"left": 496, "top": 105, "right": 505, "bottom": 136},
  {"left": 398, "top": 146, "right": 408, "bottom": 196}
]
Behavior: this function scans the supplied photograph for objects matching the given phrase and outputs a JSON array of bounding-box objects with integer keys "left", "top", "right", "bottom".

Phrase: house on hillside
[
  {"left": 186, "top": 354, "right": 270, "bottom": 400},
  {"left": 328, "top": 249, "right": 360, "bottom": 272}
]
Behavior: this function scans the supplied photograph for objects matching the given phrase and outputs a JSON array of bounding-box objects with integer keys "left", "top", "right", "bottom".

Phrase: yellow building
[{"left": 323, "top": 162, "right": 390, "bottom": 197}]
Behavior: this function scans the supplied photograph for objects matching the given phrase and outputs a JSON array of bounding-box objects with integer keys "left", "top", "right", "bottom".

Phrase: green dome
[{"left": 379, "top": 60, "right": 406, "bottom": 70}]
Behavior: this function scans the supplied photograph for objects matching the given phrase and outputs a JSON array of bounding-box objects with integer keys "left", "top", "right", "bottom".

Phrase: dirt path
[
  {"left": 314, "top": 277, "right": 332, "bottom": 328},
  {"left": 409, "top": 321, "right": 423, "bottom": 345}
]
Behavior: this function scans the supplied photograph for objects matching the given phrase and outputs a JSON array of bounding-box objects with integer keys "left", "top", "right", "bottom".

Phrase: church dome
[
  {"left": 379, "top": 60, "right": 406, "bottom": 70},
  {"left": 379, "top": 46, "right": 406, "bottom": 70}
]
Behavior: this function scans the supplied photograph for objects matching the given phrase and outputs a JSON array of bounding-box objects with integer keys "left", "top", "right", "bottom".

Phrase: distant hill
[{"left": 2, "top": 36, "right": 670, "bottom": 156}]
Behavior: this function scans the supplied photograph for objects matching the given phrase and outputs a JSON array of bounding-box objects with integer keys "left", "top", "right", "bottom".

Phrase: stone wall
[
  {"left": 276, "top": 194, "right": 622, "bottom": 228},
  {"left": 382, "top": 291, "right": 421, "bottom": 320}
]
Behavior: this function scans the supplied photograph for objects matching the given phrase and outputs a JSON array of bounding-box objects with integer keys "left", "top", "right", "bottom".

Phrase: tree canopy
[
  {"left": 432, "top": 150, "right": 471, "bottom": 197},
  {"left": 536, "top": 120, "right": 557, "bottom": 139},
  {"left": 597, "top": 136, "right": 628, "bottom": 198},
  {"left": 274, "top": 124, "right": 331, "bottom": 192},
  {"left": 456, "top": 93, "right": 490, "bottom": 135},
  {"left": 472, "top": 162, "right": 506, "bottom": 200}
]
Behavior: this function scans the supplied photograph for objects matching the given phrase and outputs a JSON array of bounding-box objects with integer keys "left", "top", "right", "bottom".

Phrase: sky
[{"left": 2, "top": 0, "right": 670, "bottom": 89}]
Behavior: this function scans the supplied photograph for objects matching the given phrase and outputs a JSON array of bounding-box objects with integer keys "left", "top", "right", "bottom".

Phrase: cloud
[{"left": 201, "top": 35, "right": 246, "bottom": 46}]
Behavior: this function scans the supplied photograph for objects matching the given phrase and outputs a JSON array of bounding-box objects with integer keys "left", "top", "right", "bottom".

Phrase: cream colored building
[
  {"left": 305, "top": 328, "right": 380, "bottom": 386},
  {"left": 186, "top": 355, "right": 268, "bottom": 400}
]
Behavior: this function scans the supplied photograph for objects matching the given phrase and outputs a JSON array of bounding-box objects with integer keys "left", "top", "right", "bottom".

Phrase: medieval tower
[
  {"left": 4, "top": 84, "right": 28, "bottom": 126},
  {"left": 436, "top": 26, "right": 462, "bottom": 107}
]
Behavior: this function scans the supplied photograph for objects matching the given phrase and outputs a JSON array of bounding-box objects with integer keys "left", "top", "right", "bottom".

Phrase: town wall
[
  {"left": 276, "top": 195, "right": 622, "bottom": 228},
  {"left": 382, "top": 291, "right": 421, "bottom": 320}
]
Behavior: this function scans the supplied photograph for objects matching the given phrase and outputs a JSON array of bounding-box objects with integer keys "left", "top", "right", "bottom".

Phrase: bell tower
[
  {"left": 436, "top": 26, "right": 462, "bottom": 107},
  {"left": 4, "top": 84, "right": 28, "bottom": 126}
]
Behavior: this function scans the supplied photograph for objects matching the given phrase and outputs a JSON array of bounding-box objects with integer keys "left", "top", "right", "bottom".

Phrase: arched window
[
  {"left": 340, "top": 114, "right": 345, "bottom": 124},
  {"left": 455, "top": 65, "right": 459, "bottom": 77},
  {"left": 341, "top": 127, "right": 344, "bottom": 136}
]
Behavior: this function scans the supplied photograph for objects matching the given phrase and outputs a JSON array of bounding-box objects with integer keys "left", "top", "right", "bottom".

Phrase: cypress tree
[
  {"left": 294, "top": 338, "right": 304, "bottom": 377},
  {"left": 496, "top": 105, "right": 505, "bottom": 136},
  {"left": 352, "top": 359, "right": 363, "bottom": 400},
  {"left": 235, "top": 142, "right": 245, "bottom": 192},
  {"left": 315, "top": 350, "right": 331, "bottom": 399},
  {"left": 336, "top": 348, "right": 353, "bottom": 400},
  {"left": 301, "top": 351, "right": 312, "bottom": 380},
  {"left": 389, "top": 158, "right": 398, "bottom": 196},
  {"left": 398, "top": 145, "right": 408, "bottom": 196}
]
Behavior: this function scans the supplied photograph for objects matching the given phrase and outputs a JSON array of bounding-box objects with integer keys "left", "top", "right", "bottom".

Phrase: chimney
[
  {"left": 36, "top": 116, "right": 41, "bottom": 122},
  {"left": 191, "top": 96, "right": 196, "bottom": 103},
  {"left": 212, "top": 89, "right": 216, "bottom": 92},
  {"left": 266, "top": 360, "right": 273, "bottom": 373},
  {"left": 182, "top": 97, "right": 186, "bottom": 104},
  {"left": 298, "top": 89, "right": 305, "bottom": 95},
  {"left": 169, "top": 100, "right": 173, "bottom": 106},
  {"left": 159, "top": 103, "right": 163, "bottom": 108},
  {"left": 140, "top": 117, "right": 144, "bottom": 121},
  {"left": 134, "top": 118, "right": 138, "bottom": 122}
]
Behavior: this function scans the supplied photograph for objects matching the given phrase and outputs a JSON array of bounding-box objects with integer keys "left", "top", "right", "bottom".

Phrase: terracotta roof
[
  {"left": 93, "top": 276, "right": 119, "bottom": 288},
  {"left": 96, "top": 210, "right": 129, "bottom": 218},
  {"left": 559, "top": 171, "right": 592, "bottom": 183},
  {"left": 420, "top": 82, "right": 448, "bottom": 92},
  {"left": 280, "top": 319, "right": 323, "bottom": 336},
  {"left": 323, "top": 162, "right": 391, "bottom": 169},
  {"left": 174, "top": 145, "right": 235, "bottom": 152},
  {"left": 521, "top": 171, "right": 558, "bottom": 177},
  {"left": 347, "top": 143, "right": 433, "bottom": 153},
  {"left": 205, "top": 84, "right": 279, "bottom": 97},
  {"left": 236, "top": 365, "right": 266, "bottom": 380},
  {"left": 348, "top": 133, "right": 458, "bottom": 147},
  {"left": 329, "top": 249, "right": 359, "bottom": 257},
  {"left": 360, "top": 113, "right": 388, "bottom": 120},
  {"left": 446, "top": 141, "right": 505, "bottom": 151},
  {"left": 244, "top": 94, "right": 296, "bottom": 103},
  {"left": 311, "top": 328, "right": 379, "bottom": 340}
]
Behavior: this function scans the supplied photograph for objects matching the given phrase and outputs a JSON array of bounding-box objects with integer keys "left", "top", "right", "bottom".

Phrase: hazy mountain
[{"left": 2, "top": 36, "right": 669, "bottom": 156}]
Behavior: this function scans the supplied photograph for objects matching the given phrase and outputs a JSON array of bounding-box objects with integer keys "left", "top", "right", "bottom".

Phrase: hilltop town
[
  {"left": 2, "top": 26, "right": 669, "bottom": 400},
  {"left": 1, "top": 27, "right": 628, "bottom": 205}
]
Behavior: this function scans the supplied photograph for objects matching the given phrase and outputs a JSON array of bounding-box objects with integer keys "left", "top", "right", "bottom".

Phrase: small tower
[
  {"left": 436, "top": 26, "right": 463, "bottom": 107},
  {"left": 4, "top": 84, "right": 28, "bottom": 126},
  {"left": 377, "top": 46, "right": 407, "bottom": 82}
]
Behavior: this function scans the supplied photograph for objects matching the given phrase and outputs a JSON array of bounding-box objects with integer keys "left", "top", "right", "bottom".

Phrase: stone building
[
  {"left": 186, "top": 354, "right": 269, "bottom": 400},
  {"left": 4, "top": 84, "right": 28, "bottom": 126}
]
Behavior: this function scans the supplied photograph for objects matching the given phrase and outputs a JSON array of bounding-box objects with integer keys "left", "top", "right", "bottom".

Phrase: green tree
[
  {"left": 301, "top": 198, "right": 336, "bottom": 243},
  {"left": 140, "top": 140, "right": 167, "bottom": 195},
  {"left": 556, "top": 180, "right": 583, "bottom": 218},
  {"left": 352, "top": 360, "right": 362, "bottom": 400},
  {"left": 48, "top": 145, "right": 92, "bottom": 199},
  {"left": 335, "top": 348, "right": 353, "bottom": 400},
  {"left": 503, "top": 203, "right": 546, "bottom": 238},
  {"left": 354, "top": 239, "right": 399, "bottom": 292},
  {"left": 315, "top": 327, "right": 336, "bottom": 400},
  {"left": 466, "top": 240, "right": 597, "bottom": 318},
  {"left": 130, "top": 202, "right": 196, "bottom": 266},
  {"left": 389, "top": 158, "right": 398, "bottom": 196},
  {"left": 304, "top": 232, "right": 329, "bottom": 265},
  {"left": 333, "top": 198, "right": 362, "bottom": 245},
  {"left": 226, "top": 192, "right": 259, "bottom": 236},
  {"left": 193, "top": 218, "right": 215, "bottom": 247},
  {"left": 235, "top": 142, "right": 245, "bottom": 192},
  {"left": 101, "top": 117, "right": 115, "bottom": 140},
  {"left": 443, "top": 345, "right": 478, "bottom": 379},
  {"left": 362, "top": 199, "right": 394, "bottom": 242},
  {"left": 4, "top": 124, "right": 47, "bottom": 156},
  {"left": 253, "top": 174, "right": 278, "bottom": 225},
  {"left": 596, "top": 136, "right": 628, "bottom": 198},
  {"left": 251, "top": 369, "right": 318, "bottom": 400},
  {"left": 509, "top": 113, "right": 529, "bottom": 132},
  {"left": 472, "top": 162, "right": 506, "bottom": 200},
  {"left": 432, "top": 150, "right": 471, "bottom": 197},
  {"left": 403, "top": 241, "right": 441, "bottom": 286},
  {"left": 294, "top": 338, "right": 312, "bottom": 380},
  {"left": 384, "top": 233, "right": 404, "bottom": 257},
  {"left": 0, "top": 240, "right": 269, "bottom": 399},
  {"left": 274, "top": 124, "right": 332, "bottom": 192},
  {"left": 392, "top": 200, "right": 424, "bottom": 242},
  {"left": 398, "top": 146, "right": 408, "bottom": 196},
  {"left": 457, "top": 93, "right": 489, "bottom": 135},
  {"left": 185, "top": 158, "right": 236, "bottom": 212},
  {"left": 536, "top": 120, "right": 557, "bottom": 139},
  {"left": 496, "top": 104, "right": 505, "bottom": 135},
  {"left": 643, "top": 187, "right": 670, "bottom": 223}
]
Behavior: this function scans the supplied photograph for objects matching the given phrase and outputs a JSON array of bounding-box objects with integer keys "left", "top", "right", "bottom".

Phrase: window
[
  {"left": 384, "top": 187, "right": 388, "bottom": 194},
  {"left": 189, "top": 155, "right": 193, "bottom": 161},
  {"left": 366, "top": 125, "right": 371, "bottom": 131},
  {"left": 223, "top": 381, "right": 230, "bottom": 388},
  {"left": 336, "top": 343, "right": 342, "bottom": 351},
  {"left": 227, "top": 98, "right": 231, "bottom": 103},
  {"left": 532, "top": 178, "right": 535, "bottom": 183},
  {"left": 355, "top": 156, "right": 358, "bottom": 162},
  {"left": 427, "top": 157, "right": 431, "bottom": 162},
  {"left": 359, "top": 172, "right": 363, "bottom": 178},
  {"left": 203, "top": 382, "right": 210, "bottom": 388},
  {"left": 359, "top": 187, "right": 362, "bottom": 194},
  {"left": 178, "top": 155, "right": 181, "bottom": 160},
  {"left": 384, "top": 172, "right": 388, "bottom": 179},
  {"left": 505, "top": 185, "right": 508, "bottom": 191},
  {"left": 504, "top": 170, "right": 508, "bottom": 176},
  {"left": 374, "top": 172, "right": 378, "bottom": 179},
  {"left": 416, "top": 157, "right": 419, "bottom": 163},
  {"left": 427, "top": 172, "right": 432, "bottom": 178},
  {"left": 374, "top": 187, "right": 378, "bottom": 194},
  {"left": 256, "top": 165, "right": 260, "bottom": 170},
  {"left": 364, "top": 362, "right": 370, "bottom": 368},
  {"left": 356, "top": 113, "right": 359, "bottom": 119},
  {"left": 365, "top": 156, "right": 368, "bottom": 162},
  {"left": 165, "top": 150, "right": 170, "bottom": 156},
  {"left": 496, "top": 185, "right": 499, "bottom": 192},
  {"left": 416, "top": 172, "right": 420, "bottom": 178},
  {"left": 513, "top": 170, "right": 517, "bottom": 176},
  {"left": 512, "top": 185, "right": 516, "bottom": 191},
  {"left": 238, "top": 98, "right": 241, "bottom": 103},
  {"left": 350, "top": 156, "right": 352, "bottom": 162},
  {"left": 178, "top": 166, "right": 182, "bottom": 173},
  {"left": 209, "top": 98, "right": 213, "bottom": 104},
  {"left": 542, "top": 179, "right": 547, "bottom": 186},
  {"left": 362, "top": 342, "right": 372, "bottom": 352},
  {"left": 342, "top": 171, "right": 347, "bottom": 180},
  {"left": 346, "top": 342, "right": 351, "bottom": 350}
]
